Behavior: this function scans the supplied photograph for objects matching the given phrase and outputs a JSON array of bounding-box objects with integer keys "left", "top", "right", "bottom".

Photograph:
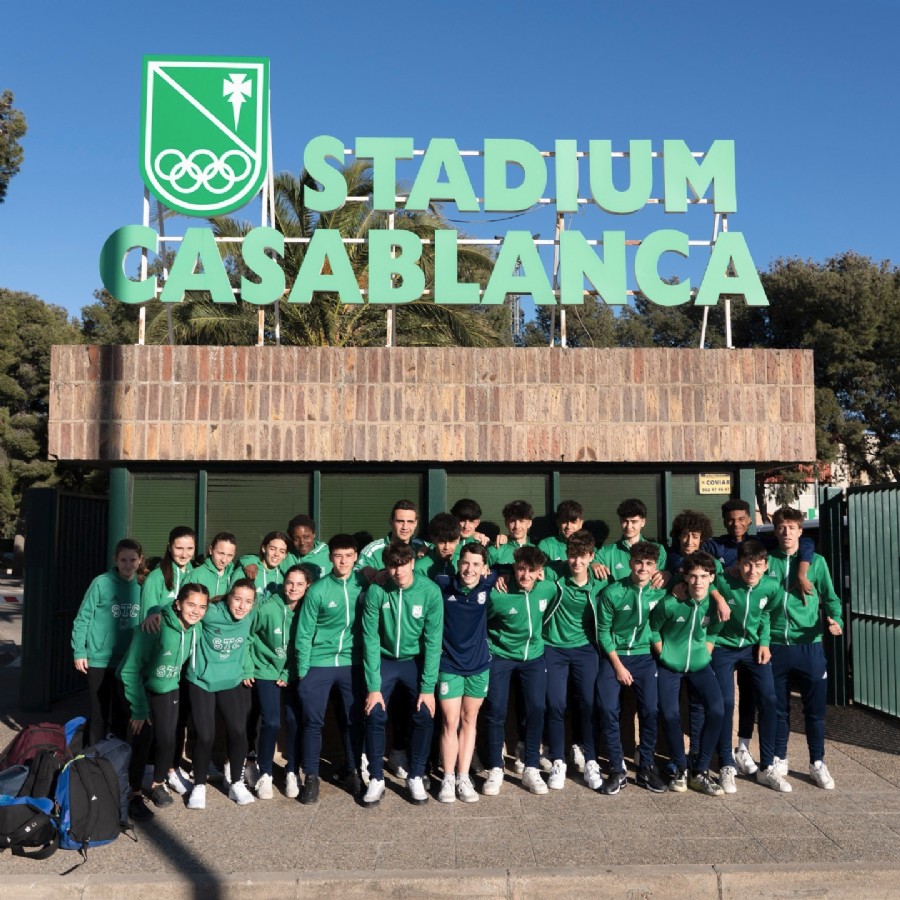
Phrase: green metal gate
[
  {"left": 21, "top": 488, "right": 109, "bottom": 710},
  {"left": 846, "top": 485, "right": 900, "bottom": 718}
]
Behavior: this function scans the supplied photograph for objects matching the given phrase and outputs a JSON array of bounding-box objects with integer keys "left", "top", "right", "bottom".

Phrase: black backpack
[
  {"left": 55, "top": 756, "right": 123, "bottom": 862},
  {"left": 0, "top": 795, "right": 58, "bottom": 859}
]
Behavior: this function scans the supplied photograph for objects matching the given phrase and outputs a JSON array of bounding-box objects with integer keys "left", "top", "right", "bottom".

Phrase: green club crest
[{"left": 140, "top": 55, "right": 269, "bottom": 217}]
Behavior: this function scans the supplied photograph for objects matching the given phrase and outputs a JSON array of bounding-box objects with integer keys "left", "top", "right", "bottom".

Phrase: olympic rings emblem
[{"left": 154, "top": 148, "right": 253, "bottom": 196}]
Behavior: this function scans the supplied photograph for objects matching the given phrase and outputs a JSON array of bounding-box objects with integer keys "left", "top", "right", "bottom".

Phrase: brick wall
[{"left": 48, "top": 346, "right": 816, "bottom": 464}]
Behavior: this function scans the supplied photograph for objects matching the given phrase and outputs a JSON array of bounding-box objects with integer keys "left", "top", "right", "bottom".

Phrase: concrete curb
[{"left": 7, "top": 863, "right": 900, "bottom": 899}]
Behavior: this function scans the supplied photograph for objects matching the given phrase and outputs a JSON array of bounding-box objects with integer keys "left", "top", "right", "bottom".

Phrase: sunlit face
[
  {"left": 567, "top": 551, "right": 593, "bottom": 582},
  {"left": 458, "top": 517, "right": 480, "bottom": 539},
  {"left": 724, "top": 510, "right": 752, "bottom": 541},
  {"left": 176, "top": 590, "right": 208, "bottom": 627},
  {"left": 436, "top": 538, "right": 459, "bottom": 561},
  {"left": 678, "top": 530, "right": 703, "bottom": 555},
  {"left": 621, "top": 516, "right": 645, "bottom": 542},
  {"left": 209, "top": 540, "right": 236, "bottom": 573},
  {"left": 283, "top": 571, "right": 309, "bottom": 605},
  {"left": 514, "top": 563, "right": 542, "bottom": 592},
  {"left": 330, "top": 547, "right": 358, "bottom": 579},
  {"left": 390, "top": 510, "right": 418, "bottom": 543},
  {"left": 739, "top": 557, "right": 768, "bottom": 587},
  {"left": 559, "top": 518, "right": 584, "bottom": 539},
  {"left": 115, "top": 549, "right": 143, "bottom": 581},
  {"left": 507, "top": 517, "right": 532, "bottom": 543},
  {"left": 775, "top": 519, "right": 802, "bottom": 554},
  {"left": 685, "top": 567, "right": 714, "bottom": 600},
  {"left": 388, "top": 559, "right": 415, "bottom": 589},
  {"left": 263, "top": 538, "right": 288, "bottom": 569},
  {"left": 228, "top": 585, "right": 255, "bottom": 620},
  {"left": 170, "top": 536, "right": 196, "bottom": 568},
  {"left": 458, "top": 550, "right": 486, "bottom": 588},
  {"left": 290, "top": 525, "right": 316, "bottom": 557},
  {"left": 630, "top": 556, "right": 657, "bottom": 587}
]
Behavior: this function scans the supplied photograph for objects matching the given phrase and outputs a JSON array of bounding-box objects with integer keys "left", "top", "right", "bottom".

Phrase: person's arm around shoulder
[{"left": 812, "top": 556, "right": 843, "bottom": 635}]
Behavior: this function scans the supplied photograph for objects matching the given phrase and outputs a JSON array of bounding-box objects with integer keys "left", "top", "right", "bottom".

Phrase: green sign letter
[
  {"left": 241, "top": 226, "right": 285, "bottom": 305},
  {"left": 695, "top": 232, "right": 768, "bottom": 306},
  {"left": 433, "top": 230, "right": 481, "bottom": 305},
  {"left": 368, "top": 229, "right": 425, "bottom": 304},
  {"left": 663, "top": 139, "right": 736, "bottom": 213},
  {"left": 555, "top": 140, "right": 579, "bottom": 213},
  {"left": 560, "top": 231, "right": 628, "bottom": 305},
  {"left": 483, "top": 139, "right": 547, "bottom": 212},
  {"left": 356, "top": 137, "right": 415, "bottom": 211},
  {"left": 288, "top": 229, "right": 363, "bottom": 304},
  {"left": 406, "top": 138, "right": 479, "bottom": 212},
  {"left": 161, "top": 227, "right": 235, "bottom": 304},
  {"left": 304, "top": 135, "right": 349, "bottom": 212},
  {"left": 634, "top": 229, "right": 691, "bottom": 306},
  {"left": 98, "top": 225, "right": 158, "bottom": 304},
  {"left": 483, "top": 231, "right": 554, "bottom": 305},
  {"left": 589, "top": 139, "right": 653, "bottom": 214}
]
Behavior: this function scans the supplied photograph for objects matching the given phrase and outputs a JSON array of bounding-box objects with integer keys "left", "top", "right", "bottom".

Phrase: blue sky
[{"left": 1, "top": 0, "right": 898, "bottom": 321}]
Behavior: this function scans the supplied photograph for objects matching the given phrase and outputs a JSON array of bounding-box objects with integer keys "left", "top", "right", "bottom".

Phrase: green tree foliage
[
  {"left": 0, "top": 290, "right": 83, "bottom": 536},
  {"left": 0, "top": 90, "right": 27, "bottom": 204},
  {"left": 523, "top": 295, "right": 618, "bottom": 347}
]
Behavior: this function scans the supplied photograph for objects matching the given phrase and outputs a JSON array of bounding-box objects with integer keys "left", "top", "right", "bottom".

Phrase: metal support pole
[
  {"left": 550, "top": 213, "right": 563, "bottom": 347},
  {"left": 699, "top": 212, "right": 721, "bottom": 349},
  {"left": 139, "top": 188, "right": 149, "bottom": 345},
  {"left": 157, "top": 199, "right": 174, "bottom": 345},
  {"left": 386, "top": 211, "right": 396, "bottom": 347},
  {"left": 722, "top": 214, "right": 732, "bottom": 348}
]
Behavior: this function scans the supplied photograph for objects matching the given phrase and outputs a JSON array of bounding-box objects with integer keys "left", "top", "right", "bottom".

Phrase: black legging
[
  {"left": 86, "top": 666, "right": 130, "bottom": 746},
  {"left": 188, "top": 683, "right": 251, "bottom": 786},
  {"left": 148, "top": 689, "right": 182, "bottom": 784}
]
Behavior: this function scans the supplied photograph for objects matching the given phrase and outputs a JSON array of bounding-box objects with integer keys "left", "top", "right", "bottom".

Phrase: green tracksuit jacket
[
  {"left": 191, "top": 558, "right": 235, "bottom": 600},
  {"left": 235, "top": 556, "right": 285, "bottom": 600},
  {"left": 140, "top": 563, "right": 194, "bottom": 619},
  {"left": 543, "top": 573, "right": 603, "bottom": 649},
  {"left": 249, "top": 593, "right": 296, "bottom": 681},
  {"left": 294, "top": 571, "right": 368, "bottom": 677},
  {"left": 118, "top": 604, "right": 200, "bottom": 719},
  {"left": 71, "top": 569, "right": 141, "bottom": 667},
  {"left": 597, "top": 537, "right": 667, "bottom": 583},
  {"left": 186, "top": 600, "right": 255, "bottom": 692},
  {"left": 280, "top": 541, "right": 333, "bottom": 579},
  {"left": 488, "top": 579, "right": 556, "bottom": 661},
  {"left": 488, "top": 539, "right": 534, "bottom": 568},
  {"left": 362, "top": 574, "right": 443, "bottom": 693},
  {"left": 765, "top": 551, "right": 843, "bottom": 645},
  {"left": 414, "top": 547, "right": 460, "bottom": 580},
  {"left": 707, "top": 573, "right": 778, "bottom": 649},
  {"left": 357, "top": 535, "right": 429, "bottom": 571},
  {"left": 596, "top": 576, "right": 667, "bottom": 657},
  {"left": 649, "top": 592, "right": 714, "bottom": 673}
]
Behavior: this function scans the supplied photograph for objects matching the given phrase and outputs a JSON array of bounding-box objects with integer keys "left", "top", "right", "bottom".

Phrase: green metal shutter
[
  {"left": 670, "top": 473, "right": 733, "bottom": 540},
  {"left": 557, "top": 473, "right": 661, "bottom": 546},
  {"left": 205, "top": 474, "right": 311, "bottom": 556},
  {"left": 446, "top": 474, "right": 551, "bottom": 543},
  {"left": 131, "top": 474, "right": 197, "bottom": 561},
  {"left": 319, "top": 473, "right": 423, "bottom": 544}
]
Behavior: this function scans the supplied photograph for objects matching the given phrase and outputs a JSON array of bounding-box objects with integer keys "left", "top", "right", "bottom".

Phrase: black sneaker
[
  {"left": 636, "top": 765, "right": 666, "bottom": 793},
  {"left": 599, "top": 769, "right": 627, "bottom": 795},
  {"left": 147, "top": 783, "right": 174, "bottom": 808},
  {"left": 128, "top": 794, "right": 155, "bottom": 822},
  {"left": 342, "top": 770, "right": 362, "bottom": 797},
  {"left": 300, "top": 774, "right": 320, "bottom": 805}
]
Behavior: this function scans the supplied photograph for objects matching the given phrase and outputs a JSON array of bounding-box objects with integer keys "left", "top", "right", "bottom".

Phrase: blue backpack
[{"left": 55, "top": 755, "right": 122, "bottom": 862}]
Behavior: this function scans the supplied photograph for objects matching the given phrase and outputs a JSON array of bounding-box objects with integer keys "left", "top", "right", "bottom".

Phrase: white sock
[{"left": 737, "top": 738, "right": 750, "bottom": 752}]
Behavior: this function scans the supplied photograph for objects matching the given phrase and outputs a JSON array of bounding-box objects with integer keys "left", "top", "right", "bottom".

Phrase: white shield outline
[{"left": 140, "top": 56, "right": 269, "bottom": 217}]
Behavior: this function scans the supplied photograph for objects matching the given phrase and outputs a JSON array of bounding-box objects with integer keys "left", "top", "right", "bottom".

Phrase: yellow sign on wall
[{"left": 698, "top": 473, "right": 733, "bottom": 495}]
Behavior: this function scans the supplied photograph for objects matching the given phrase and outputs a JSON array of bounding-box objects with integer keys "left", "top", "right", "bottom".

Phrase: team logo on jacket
[
  {"left": 701, "top": 616, "right": 710, "bottom": 627},
  {"left": 439, "top": 681, "right": 449, "bottom": 695},
  {"left": 412, "top": 605, "right": 423, "bottom": 619},
  {"left": 276, "top": 647, "right": 286, "bottom": 658},
  {"left": 759, "top": 597, "right": 768, "bottom": 608},
  {"left": 162, "top": 650, "right": 172, "bottom": 657},
  {"left": 509, "top": 607, "right": 518, "bottom": 615},
  {"left": 649, "top": 601, "right": 658, "bottom": 610},
  {"left": 328, "top": 600, "right": 337, "bottom": 608},
  {"left": 623, "top": 604, "right": 632, "bottom": 610},
  {"left": 676, "top": 615, "right": 686, "bottom": 623},
  {"left": 477, "top": 592, "right": 486, "bottom": 605},
  {"left": 539, "top": 599, "right": 548, "bottom": 612},
  {"left": 274, "top": 627, "right": 282, "bottom": 634}
]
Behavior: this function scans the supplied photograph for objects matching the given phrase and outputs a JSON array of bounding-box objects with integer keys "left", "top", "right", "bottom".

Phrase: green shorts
[{"left": 437, "top": 669, "right": 490, "bottom": 700}]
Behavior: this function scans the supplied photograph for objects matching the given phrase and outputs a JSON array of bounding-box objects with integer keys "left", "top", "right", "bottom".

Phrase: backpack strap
[{"left": 11, "top": 832, "right": 58, "bottom": 860}]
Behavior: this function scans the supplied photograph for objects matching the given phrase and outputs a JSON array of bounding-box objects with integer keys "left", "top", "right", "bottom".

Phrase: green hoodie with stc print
[
  {"left": 117, "top": 604, "right": 200, "bottom": 720},
  {"left": 362, "top": 573, "right": 443, "bottom": 694},
  {"left": 542, "top": 572, "right": 603, "bottom": 649},
  {"left": 190, "top": 558, "right": 235, "bottom": 600},
  {"left": 71, "top": 569, "right": 142, "bottom": 667},
  {"left": 764, "top": 550, "right": 843, "bottom": 645},
  {"left": 488, "top": 578, "right": 556, "bottom": 661},
  {"left": 187, "top": 599, "right": 255, "bottom": 692},
  {"left": 294, "top": 571, "right": 368, "bottom": 678},
  {"left": 140, "top": 563, "right": 195, "bottom": 620},
  {"left": 649, "top": 591, "right": 714, "bottom": 673},
  {"left": 596, "top": 537, "right": 667, "bottom": 582},
  {"left": 248, "top": 593, "right": 296, "bottom": 681},
  {"left": 596, "top": 575, "right": 667, "bottom": 657},
  {"left": 707, "top": 572, "right": 778, "bottom": 649}
]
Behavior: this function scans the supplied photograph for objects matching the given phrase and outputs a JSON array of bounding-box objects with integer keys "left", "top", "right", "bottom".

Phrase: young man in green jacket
[
  {"left": 361, "top": 541, "right": 443, "bottom": 806},
  {"left": 295, "top": 535, "right": 368, "bottom": 803},
  {"left": 488, "top": 500, "right": 536, "bottom": 567},
  {"left": 415, "top": 513, "right": 462, "bottom": 579},
  {"left": 650, "top": 551, "right": 725, "bottom": 796},
  {"left": 595, "top": 498, "right": 667, "bottom": 583},
  {"left": 766, "top": 506, "right": 844, "bottom": 790},
  {"left": 595, "top": 541, "right": 668, "bottom": 794}
]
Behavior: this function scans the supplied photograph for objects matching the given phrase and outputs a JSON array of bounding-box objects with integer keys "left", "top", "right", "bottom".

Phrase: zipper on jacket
[
  {"left": 627, "top": 585, "right": 643, "bottom": 652},
  {"left": 739, "top": 586, "right": 752, "bottom": 648},
  {"left": 336, "top": 579, "right": 350, "bottom": 666},
  {"left": 685, "top": 602, "right": 697, "bottom": 672},
  {"left": 782, "top": 556, "right": 792, "bottom": 645},
  {"left": 523, "top": 590, "right": 532, "bottom": 661},
  {"left": 395, "top": 588, "right": 403, "bottom": 657}
]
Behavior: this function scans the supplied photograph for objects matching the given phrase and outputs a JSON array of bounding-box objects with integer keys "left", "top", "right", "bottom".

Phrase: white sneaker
[
  {"left": 522, "top": 766, "right": 548, "bottom": 794},
  {"left": 387, "top": 749, "right": 409, "bottom": 779},
  {"left": 548, "top": 759, "right": 567, "bottom": 790},
  {"left": 406, "top": 775, "right": 428, "bottom": 804},
  {"left": 187, "top": 784, "right": 206, "bottom": 810},
  {"left": 583, "top": 759, "right": 603, "bottom": 790},
  {"left": 228, "top": 781, "right": 255, "bottom": 805},
  {"left": 756, "top": 764, "right": 792, "bottom": 792},
  {"left": 244, "top": 759, "right": 260, "bottom": 790},
  {"left": 570, "top": 744, "right": 586, "bottom": 773},
  {"left": 362, "top": 778, "right": 385, "bottom": 806},
  {"left": 256, "top": 772, "right": 274, "bottom": 800},
  {"left": 470, "top": 750, "right": 487, "bottom": 777},
  {"left": 774, "top": 756, "right": 789, "bottom": 777},
  {"left": 483, "top": 767, "right": 504, "bottom": 796},
  {"left": 438, "top": 773, "right": 456, "bottom": 803},
  {"left": 733, "top": 746, "right": 758, "bottom": 776},
  {"left": 222, "top": 761, "right": 231, "bottom": 784},
  {"left": 360, "top": 753, "right": 370, "bottom": 786},
  {"left": 456, "top": 773, "right": 479, "bottom": 803},
  {"left": 810, "top": 760, "right": 835, "bottom": 790},
  {"left": 285, "top": 772, "right": 300, "bottom": 799},
  {"left": 513, "top": 741, "right": 526, "bottom": 774},
  {"left": 166, "top": 768, "right": 191, "bottom": 796},
  {"left": 539, "top": 745, "right": 553, "bottom": 772},
  {"left": 719, "top": 765, "right": 737, "bottom": 794}
]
